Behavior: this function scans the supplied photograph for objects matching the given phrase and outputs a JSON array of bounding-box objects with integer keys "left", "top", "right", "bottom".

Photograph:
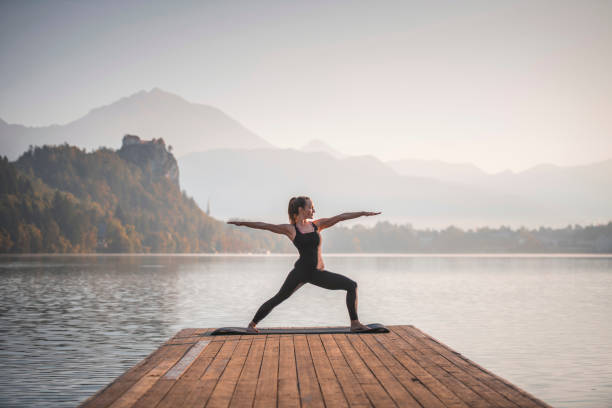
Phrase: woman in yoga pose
[{"left": 227, "top": 196, "right": 381, "bottom": 333}]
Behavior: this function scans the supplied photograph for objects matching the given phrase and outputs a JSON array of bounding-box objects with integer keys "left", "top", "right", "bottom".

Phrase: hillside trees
[{"left": 0, "top": 143, "right": 267, "bottom": 253}]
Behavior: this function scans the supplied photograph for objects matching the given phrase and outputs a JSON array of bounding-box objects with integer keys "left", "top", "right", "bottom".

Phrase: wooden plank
[
  {"left": 346, "top": 333, "right": 422, "bottom": 407},
  {"left": 333, "top": 333, "right": 396, "bottom": 407},
  {"left": 128, "top": 340, "right": 211, "bottom": 408},
  {"left": 174, "top": 328, "right": 198, "bottom": 338},
  {"left": 108, "top": 343, "right": 192, "bottom": 408},
  {"left": 165, "top": 333, "right": 204, "bottom": 345},
  {"left": 155, "top": 341, "right": 223, "bottom": 408},
  {"left": 253, "top": 335, "right": 280, "bottom": 408},
  {"left": 407, "top": 326, "right": 551, "bottom": 408},
  {"left": 306, "top": 334, "right": 349, "bottom": 407},
  {"left": 131, "top": 380, "right": 174, "bottom": 408},
  {"left": 359, "top": 332, "right": 447, "bottom": 408},
  {"left": 164, "top": 339, "right": 201, "bottom": 346},
  {"left": 229, "top": 337, "right": 267, "bottom": 407},
  {"left": 372, "top": 328, "right": 470, "bottom": 408},
  {"left": 206, "top": 334, "right": 238, "bottom": 342},
  {"left": 80, "top": 344, "right": 174, "bottom": 408},
  {"left": 398, "top": 326, "right": 520, "bottom": 408},
  {"left": 319, "top": 334, "right": 372, "bottom": 408},
  {"left": 181, "top": 339, "right": 240, "bottom": 407},
  {"left": 164, "top": 341, "right": 211, "bottom": 380},
  {"left": 293, "top": 334, "right": 325, "bottom": 408},
  {"left": 278, "top": 335, "right": 300, "bottom": 408},
  {"left": 163, "top": 329, "right": 203, "bottom": 345},
  {"left": 206, "top": 338, "right": 253, "bottom": 408},
  {"left": 389, "top": 326, "right": 492, "bottom": 408}
]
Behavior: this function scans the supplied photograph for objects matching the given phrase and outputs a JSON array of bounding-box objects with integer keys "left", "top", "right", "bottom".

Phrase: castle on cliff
[{"left": 119, "top": 134, "right": 179, "bottom": 186}]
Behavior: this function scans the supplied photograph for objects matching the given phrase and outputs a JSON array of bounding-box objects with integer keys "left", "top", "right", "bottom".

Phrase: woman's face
[{"left": 300, "top": 199, "right": 315, "bottom": 219}]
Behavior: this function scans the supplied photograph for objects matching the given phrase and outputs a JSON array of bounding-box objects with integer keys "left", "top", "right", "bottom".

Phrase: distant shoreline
[{"left": 2, "top": 253, "right": 611, "bottom": 258}]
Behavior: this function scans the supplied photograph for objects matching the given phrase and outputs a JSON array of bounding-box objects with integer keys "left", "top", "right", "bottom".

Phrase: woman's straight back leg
[{"left": 252, "top": 267, "right": 307, "bottom": 324}]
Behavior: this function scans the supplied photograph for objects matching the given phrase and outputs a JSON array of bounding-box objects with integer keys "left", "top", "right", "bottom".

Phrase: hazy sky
[{"left": 1, "top": 0, "right": 611, "bottom": 173}]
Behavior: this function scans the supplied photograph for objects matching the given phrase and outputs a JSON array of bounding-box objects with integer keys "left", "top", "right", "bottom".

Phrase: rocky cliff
[{"left": 118, "top": 134, "right": 179, "bottom": 186}]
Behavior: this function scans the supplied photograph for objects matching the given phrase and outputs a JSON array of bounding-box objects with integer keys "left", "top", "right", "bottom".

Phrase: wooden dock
[{"left": 80, "top": 325, "right": 551, "bottom": 408}]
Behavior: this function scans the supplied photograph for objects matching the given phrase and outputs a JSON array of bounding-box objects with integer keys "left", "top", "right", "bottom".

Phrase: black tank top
[{"left": 293, "top": 222, "right": 320, "bottom": 268}]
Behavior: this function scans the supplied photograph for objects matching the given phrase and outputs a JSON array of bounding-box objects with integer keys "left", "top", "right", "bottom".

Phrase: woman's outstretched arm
[
  {"left": 227, "top": 220, "right": 293, "bottom": 237},
  {"left": 314, "top": 211, "right": 381, "bottom": 231}
]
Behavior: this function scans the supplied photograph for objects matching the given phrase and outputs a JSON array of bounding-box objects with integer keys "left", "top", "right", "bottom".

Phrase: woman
[{"left": 227, "top": 196, "right": 381, "bottom": 333}]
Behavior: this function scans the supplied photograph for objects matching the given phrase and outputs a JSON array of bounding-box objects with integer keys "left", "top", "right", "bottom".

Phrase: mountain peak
[
  {"left": 493, "top": 169, "right": 515, "bottom": 176},
  {"left": 125, "top": 87, "right": 187, "bottom": 104},
  {"left": 1, "top": 88, "right": 275, "bottom": 160},
  {"left": 86, "top": 88, "right": 189, "bottom": 115},
  {"left": 148, "top": 87, "right": 184, "bottom": 99},
  {"left": 300, "top": 139, "right": 346, "bottom": 159}
]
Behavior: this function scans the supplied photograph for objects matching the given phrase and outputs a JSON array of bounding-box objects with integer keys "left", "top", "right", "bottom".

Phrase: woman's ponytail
[{"left": 288, "top": 196, "right": 309, "bottom": 224}]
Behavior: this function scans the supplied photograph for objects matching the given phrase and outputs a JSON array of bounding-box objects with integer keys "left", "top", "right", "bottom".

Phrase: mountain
[
  {"left": 300, "top": 139, "right": 347, "bottom": 159},
  {"left": 178, "top": 148, "right": 570, "bottom": 229},
  {"left": 179, "top": 148, "right": 612, "bottom": 229},
  {"left": 388, "top": 157, "right": 612, "bottom": 222},
  {"left": 385, "top": 158, "right": 489, "bottom": 184},
  {"left": 0, "top": 88, "right": 275, "bottom": 160}
]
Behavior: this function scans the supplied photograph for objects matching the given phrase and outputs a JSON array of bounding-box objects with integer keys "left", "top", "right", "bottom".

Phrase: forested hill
[{"left": 0, "top": 137, "right": 288, "bottom": 253}]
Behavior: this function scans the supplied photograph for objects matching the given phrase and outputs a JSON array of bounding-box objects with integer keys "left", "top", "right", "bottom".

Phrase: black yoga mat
[{"left": 208, "top": 323, "right": 389, "bottom": 335}]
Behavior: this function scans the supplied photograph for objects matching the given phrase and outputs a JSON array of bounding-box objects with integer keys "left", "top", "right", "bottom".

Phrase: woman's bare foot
[
  {"left": 350, "top": 321, "right": 370, "bottom": 332},
  {"left": 247, "top": 321, "right": 259, "bottom": 333}
]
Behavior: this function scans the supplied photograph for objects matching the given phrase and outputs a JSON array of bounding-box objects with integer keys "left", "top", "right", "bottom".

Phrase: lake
[{"left": 0, "top": 254, "right": 611, "bottom": 407}]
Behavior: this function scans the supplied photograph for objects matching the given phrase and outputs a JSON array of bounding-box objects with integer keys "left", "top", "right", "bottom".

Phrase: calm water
[{"left": 0, "top": 254, "right": 611, "bottom": 407}]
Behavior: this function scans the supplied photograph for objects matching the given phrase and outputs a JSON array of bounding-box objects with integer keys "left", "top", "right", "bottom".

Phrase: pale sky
[{"left": 1, "top": 0, "right": 611, "bottom": 173}]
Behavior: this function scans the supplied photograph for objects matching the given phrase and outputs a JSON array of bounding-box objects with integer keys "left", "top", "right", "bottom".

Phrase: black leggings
[{"left": 252, "top": 267, "right": 358, "bottom": 324}]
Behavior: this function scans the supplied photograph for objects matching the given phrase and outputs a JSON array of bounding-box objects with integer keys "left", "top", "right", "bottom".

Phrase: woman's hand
[
  {"left": 362, "top": 211, "right": 382, "bottom": 216},
  {"left": 227, "top": 220, "right": 243, "bottom": 226}
]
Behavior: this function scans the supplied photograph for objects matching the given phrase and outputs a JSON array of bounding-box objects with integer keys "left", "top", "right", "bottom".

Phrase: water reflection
[{"left": 0, "top": 256, "right": 181, "bottom": 407}]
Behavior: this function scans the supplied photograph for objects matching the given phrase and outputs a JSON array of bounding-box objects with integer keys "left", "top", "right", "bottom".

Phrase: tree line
[{"left": 321, "top": 221, "right": 612, "bottom": 253}]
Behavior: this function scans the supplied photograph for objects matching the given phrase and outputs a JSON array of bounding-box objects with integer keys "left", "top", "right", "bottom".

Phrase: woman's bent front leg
[{"left": 308, "top": 269, "right": 358, "bottom": 321}]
